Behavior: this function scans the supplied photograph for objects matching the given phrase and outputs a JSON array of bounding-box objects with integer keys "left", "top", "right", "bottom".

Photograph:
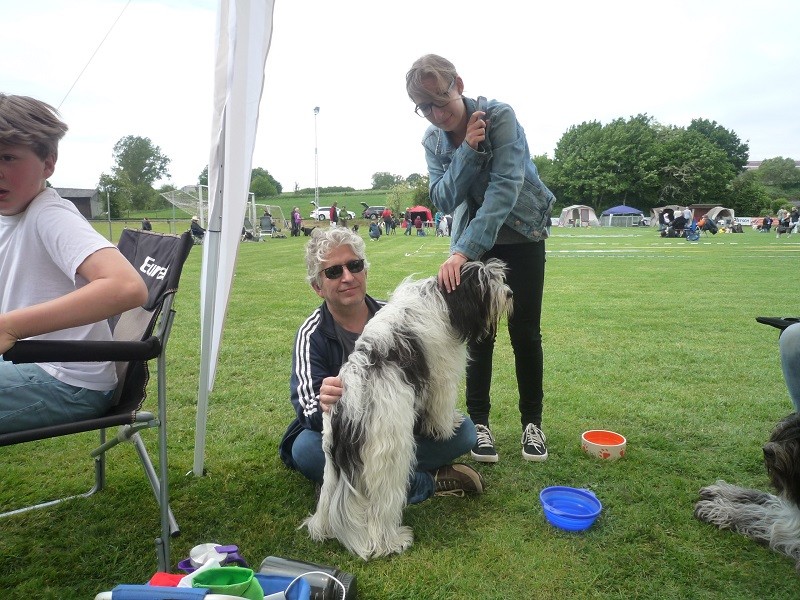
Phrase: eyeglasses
[
  {"left": 319, "top": 259, "right": 365, "bottom": 280},
  {"left": 414, "top": 79, "right": 460, "bottom": 118}
]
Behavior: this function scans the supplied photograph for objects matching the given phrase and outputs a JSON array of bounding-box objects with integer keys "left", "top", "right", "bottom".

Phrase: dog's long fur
[
  {"left": 694, "top": 413, "right": 800, "bottom": 571},
  {"left": 303, "top": 259, "right": 513, "bottom": 560}
]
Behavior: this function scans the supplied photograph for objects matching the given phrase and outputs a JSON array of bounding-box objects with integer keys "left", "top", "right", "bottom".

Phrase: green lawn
[{"left": 2, "top": 226, "right": 800, "bottom": 599}]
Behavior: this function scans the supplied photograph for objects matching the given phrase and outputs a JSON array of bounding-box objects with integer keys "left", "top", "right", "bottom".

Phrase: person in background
[
  {"left": 329, "top": 202, "right": 339, "bottom": 228},
  {"left": 404, "top": 213, "right": 414, "bottom": 236},
  {"left": 381, "top": 206, "right": 393, "bottom": 235},
  {"left": 278, "top": 227, "right": 483, "bottom": 502},
  {"left": 291, "top": 207, "right": 301, "bottom": 237},
  {"left": 414, "top": 214, "right": 425, "bottom": 236},
  {"left": 789, "top": 207, "right": 799, "bottom": 235},
  {"left": 0, "top": 93, "right": 148, "bottom": 434},
  {"left": 406, "top": 54, "right": 555, "bottom": 463},
  {"left": 141, "top": 216, "right": 152, "bottom": 231},
  {"left": 368, "top": 220, "right": 382, "bottom": 241}
]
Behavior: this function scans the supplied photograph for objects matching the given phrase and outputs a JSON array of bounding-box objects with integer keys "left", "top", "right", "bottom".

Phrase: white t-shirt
[{"left": 0, "top": 188, "right": 117, "bottom": 390}]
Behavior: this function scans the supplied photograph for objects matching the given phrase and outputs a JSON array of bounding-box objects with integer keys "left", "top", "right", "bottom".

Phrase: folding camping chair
[{"left": 0, "top": 229, "right": 193, "bottom": 573}]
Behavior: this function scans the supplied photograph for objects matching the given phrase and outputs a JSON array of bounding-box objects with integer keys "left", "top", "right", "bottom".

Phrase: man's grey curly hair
[{"left": 306, "top": 227, "right": 369, "bottom": 286}]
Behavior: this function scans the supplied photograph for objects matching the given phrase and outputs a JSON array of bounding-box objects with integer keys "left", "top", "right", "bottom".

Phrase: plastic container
[
  {"left": 539, "top": 486, "right": 602, "bottom": 531},
  {"left": 581, "top": 429, "right": 627, "bottom": 460}
]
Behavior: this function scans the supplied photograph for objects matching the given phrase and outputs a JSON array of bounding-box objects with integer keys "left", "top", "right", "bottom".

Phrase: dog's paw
[
  {"left": 302, "top": 512, "right": 332, "bottom": 541},
  {"left": 382, "top": 525, "right": 414, "bottom": 557}
]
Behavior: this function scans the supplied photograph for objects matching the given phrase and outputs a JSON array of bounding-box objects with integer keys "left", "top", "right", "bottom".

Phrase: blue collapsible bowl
[{"left": 539, "top": 486, "right": 602, "bottom": 531}]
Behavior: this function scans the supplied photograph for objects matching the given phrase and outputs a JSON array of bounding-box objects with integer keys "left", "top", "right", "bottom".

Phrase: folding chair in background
[{"left": 0, "top": 229, "right": 193, "bottom": 572}]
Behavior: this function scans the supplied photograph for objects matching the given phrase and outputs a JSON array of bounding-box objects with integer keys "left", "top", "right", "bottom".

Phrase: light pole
[{"left": 314, "top": 106, "right": 320, "bottom": 208}]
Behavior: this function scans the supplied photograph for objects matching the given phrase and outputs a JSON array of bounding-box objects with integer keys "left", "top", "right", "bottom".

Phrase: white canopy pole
[{"left": 194, "top": 0, "right": 275, "bottom": 476}]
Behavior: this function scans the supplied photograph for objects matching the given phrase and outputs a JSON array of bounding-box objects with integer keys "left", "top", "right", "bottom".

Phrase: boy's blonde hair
[{"left": 0, "top": 94, "right": 68, "bottom": 160}]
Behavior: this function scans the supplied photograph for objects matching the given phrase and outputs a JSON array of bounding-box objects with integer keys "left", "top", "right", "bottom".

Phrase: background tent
[
  {"left": 704, "top": 206, "right": 736, "bottom": 225},
  {"left": 405, "top": 205, "right": 433, "bottom": 223},
  {"left": 600, "top": 205, "right": 644, "bottom": 227},
  {"left": 650, "top": 205, "right": 684, "bottom": 227},
  {"left": 194, "top": 0, "right": 275, "bottom": 476},
  {"left": 558, "top": 205, "right": 600, "bottom": 227}
]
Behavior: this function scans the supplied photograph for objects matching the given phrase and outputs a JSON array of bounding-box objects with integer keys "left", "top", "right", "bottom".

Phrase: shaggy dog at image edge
[
  {"left": 694, "top": 412, "right": 800, "bottom": 571},
  {"left": 303, "top": 259, "right": 513, "bottom": 560}
]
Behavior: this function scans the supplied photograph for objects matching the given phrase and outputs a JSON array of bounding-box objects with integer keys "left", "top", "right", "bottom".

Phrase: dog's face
[
  {"left": 442, "top": 259, "right": 513, "bottom": 343},
  {"left": 763, "top": 412, "right": 800, "bottom": 505}
]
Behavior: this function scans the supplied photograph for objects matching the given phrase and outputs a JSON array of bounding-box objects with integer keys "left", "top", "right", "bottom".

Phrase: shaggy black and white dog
[
  {"left": 303, "top": 259, "right": 513, "bottom": 560},
  {"left": 694, "top": 413, "right": 800, "bottom": 571}
]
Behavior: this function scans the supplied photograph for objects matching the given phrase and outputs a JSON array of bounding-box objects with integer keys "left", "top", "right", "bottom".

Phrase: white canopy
[{"left": 193, "top": 0, "right": 275, "bottom": 475}]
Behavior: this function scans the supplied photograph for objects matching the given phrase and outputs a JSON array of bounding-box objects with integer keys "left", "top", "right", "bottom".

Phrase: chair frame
[{"left": 0, "top": 229, "right": 193, "bottom": 573}]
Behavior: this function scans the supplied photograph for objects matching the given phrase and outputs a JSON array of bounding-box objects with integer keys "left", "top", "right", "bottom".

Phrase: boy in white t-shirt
[{"left": 0, "top": 94, "right": 148, "bottom": 434}]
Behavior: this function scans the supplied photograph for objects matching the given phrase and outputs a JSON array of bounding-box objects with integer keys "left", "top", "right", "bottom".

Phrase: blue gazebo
[{"left": 600, "top": 205, "right": 644, "bottom": 227}]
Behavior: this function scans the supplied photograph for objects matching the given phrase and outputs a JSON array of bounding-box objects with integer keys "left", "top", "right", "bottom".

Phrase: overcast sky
[{"left": 5, "top": 0, "right": 799, "bottom": 193}]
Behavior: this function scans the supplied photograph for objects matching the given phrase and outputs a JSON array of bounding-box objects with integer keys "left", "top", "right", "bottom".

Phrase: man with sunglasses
[{"left": 279, "top": 227, "right": 483, "bottom": 503}]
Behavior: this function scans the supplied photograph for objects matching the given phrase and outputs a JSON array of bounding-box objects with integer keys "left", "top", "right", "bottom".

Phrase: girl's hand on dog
[
  {"left": 320, "top": 376, "right": 343, "bottom": 413},
  {"left": 438, "top": 252, "right": 468, "bottom": 293}
]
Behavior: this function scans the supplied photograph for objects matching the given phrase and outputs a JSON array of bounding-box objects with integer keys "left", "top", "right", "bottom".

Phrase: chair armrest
[{"left": 3, "top": 337, "right": 162, "bottom": 364}]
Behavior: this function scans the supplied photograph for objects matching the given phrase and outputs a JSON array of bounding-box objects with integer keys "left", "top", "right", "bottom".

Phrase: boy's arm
[{"left": 0, "top": 247, "right": 148, "bottom": 354}]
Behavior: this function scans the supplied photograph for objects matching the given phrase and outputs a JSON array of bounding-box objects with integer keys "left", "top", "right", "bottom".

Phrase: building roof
[
  {"left": 746, "top": 160, "right": 800, "bottom": 169},
  {"left": 55, "top": 187, "right": 99, "bottom": 198}
]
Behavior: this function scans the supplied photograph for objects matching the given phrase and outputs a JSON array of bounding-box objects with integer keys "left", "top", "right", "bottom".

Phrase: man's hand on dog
[{"left": 320, "top": 376, "right": 342, "bottom": 413}]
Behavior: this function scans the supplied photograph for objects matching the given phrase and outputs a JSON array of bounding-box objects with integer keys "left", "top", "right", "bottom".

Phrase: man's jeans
[
  {"left": 780, "top": 323, "right": 800, "bottom": 412},
  {"left": 0, "top": 359, "right": 114, "bottom": 434},
  {"left": 291, "top": 416, "right": 477, "bottom": 504}
]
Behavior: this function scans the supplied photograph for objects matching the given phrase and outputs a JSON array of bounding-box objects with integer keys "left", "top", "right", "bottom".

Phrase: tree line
[
  {"left": 97, "top": 117, "right": 798, "bottom": 219},
  {"left": 534, "top": 115, "right": 798, "bottom": 216}
]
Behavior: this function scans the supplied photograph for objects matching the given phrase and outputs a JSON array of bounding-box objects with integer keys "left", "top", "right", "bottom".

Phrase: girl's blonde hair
[{"left": 405, "top": 54, "right": 459, "bottom": 104}]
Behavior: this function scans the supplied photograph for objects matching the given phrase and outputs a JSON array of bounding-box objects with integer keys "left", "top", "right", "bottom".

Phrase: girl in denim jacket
[{"left": 406, "top": 54, "right": 556, "bottom": 464}]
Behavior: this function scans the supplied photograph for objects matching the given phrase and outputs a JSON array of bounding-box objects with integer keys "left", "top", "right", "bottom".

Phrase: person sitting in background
[
  {"left": 190, "top": 216, "right": 205, "bottom": 239},
  {"left": 260, "top": 210, "right": 275, "bottom": 236},
  {"left": 760, "top": 216, "right": 772, "bottom": 233},
  {"left": 141, "top": 216, "right": 152, "bottom": 231},
  {"left": 0, "top": 93, "right": 148, "bottom": 434},
  {"left": 368, "top": 221, "right": 382, "bottom": 241},
  {"left": 670, "top": 212, "right": 688, "bottom": 237}
]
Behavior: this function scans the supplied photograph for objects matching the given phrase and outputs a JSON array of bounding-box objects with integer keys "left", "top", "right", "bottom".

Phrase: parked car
[
  {"left": 310, "top": 206, "right": 356, "bottom": 221},
  {"left": 360, "top": 202, "right": 386, "bottom": 220}
]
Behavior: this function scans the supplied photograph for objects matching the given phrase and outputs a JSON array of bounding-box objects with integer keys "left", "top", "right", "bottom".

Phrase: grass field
[{"left": 2, "top": 225, "right": 800, "bottom": 599}]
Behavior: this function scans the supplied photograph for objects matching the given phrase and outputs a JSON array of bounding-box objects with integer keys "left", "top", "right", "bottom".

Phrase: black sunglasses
[{"left": 320, "top": 258, "right": 365, "bottom": 280}]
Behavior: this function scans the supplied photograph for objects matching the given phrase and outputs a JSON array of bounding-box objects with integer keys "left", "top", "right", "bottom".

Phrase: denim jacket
[{"left": 422, "top": 96, "right": 556, "bottom": 260}]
